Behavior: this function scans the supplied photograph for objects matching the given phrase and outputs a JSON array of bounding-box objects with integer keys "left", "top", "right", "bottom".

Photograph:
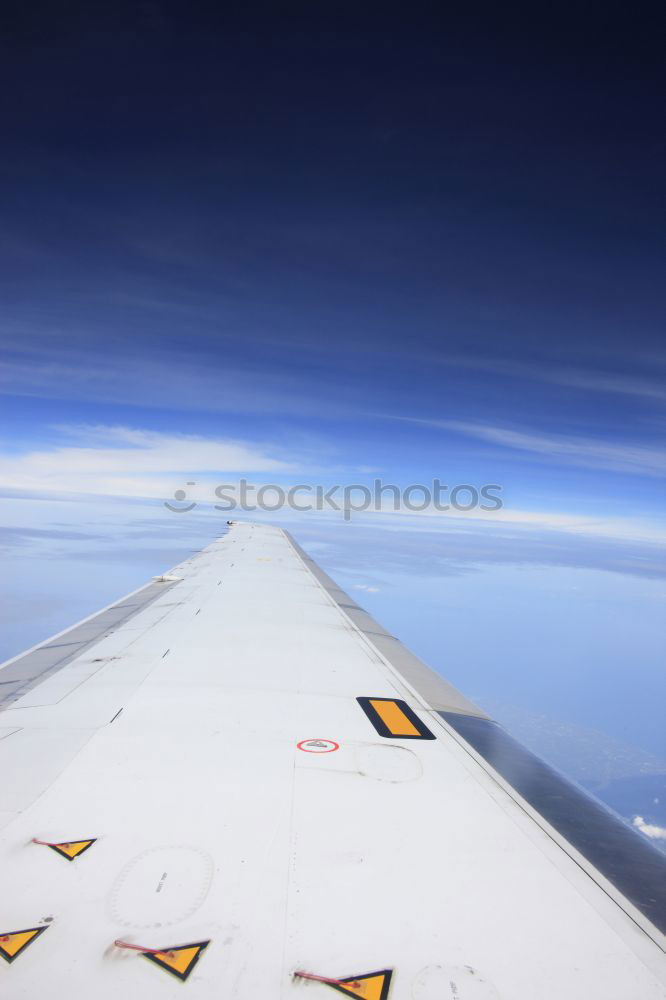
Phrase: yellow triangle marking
[
  {"left": 142, "top": 941, "right": 210, "bottom": 981},
  {"left": 47, "top": 839, "right": 96, "bottom": 861},
  {"left": 0, "top": 926, "right": 47, "bottom": 964},
  {"left": 329, "top": 970, "right": 393, "bottom": 1000}
]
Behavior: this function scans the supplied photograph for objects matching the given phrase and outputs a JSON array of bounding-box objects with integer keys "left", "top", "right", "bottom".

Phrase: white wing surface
[{"left": 1, "top": 522, "right": 665, "bottom": 998}]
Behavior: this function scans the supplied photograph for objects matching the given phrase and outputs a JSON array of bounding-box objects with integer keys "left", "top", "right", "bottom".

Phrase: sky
[{"left": 0, "top": 5, "right": 665, "bottom": 841}]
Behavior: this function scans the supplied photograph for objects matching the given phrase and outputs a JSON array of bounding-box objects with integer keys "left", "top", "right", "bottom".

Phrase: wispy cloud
[
  {"left": 2, "top": 422, "right": 666, "bottom": 585},
  {"left": 632, "top": 816, "right": 666, "bottom": 840},
  {"left": 433, "top": 354, "right": 666, "bottom": 404},
  {"left": 0, "top": 425, "right": 294, "bottom": 498},
  {"left": 291, "top": 510, "right": 666, "bottom": 580},
  {"left": 393, "top": 416, "right": 666, "bottom": 478},
  {"left": 0, "top": 348, "right": 328, "bottom": 418},
  {"left": 365, "top": 506, "right": 666, "bottom": 546},
  {"left": 550, "top": 370, "right": 666, "bottom": 403},
  {"left": 3, "top": 423, "right": 666, "bottom": 553},
  {"left": 0, "top": 525, "right": 103, "bottom": 547}
]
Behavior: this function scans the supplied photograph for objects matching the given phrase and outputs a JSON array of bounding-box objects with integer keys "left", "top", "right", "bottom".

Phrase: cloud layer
[
  {"left": 0, "top": 425, "right": 293, "bottom": 498},
  {"left": 632, "top": 816, "right": 666, "bottom": 841}
]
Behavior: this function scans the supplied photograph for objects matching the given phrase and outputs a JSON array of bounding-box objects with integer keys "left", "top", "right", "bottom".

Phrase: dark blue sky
[
  {"left": 2, "top": 5, "right": 664, "bottom": 373},
  {"left": 2, "top": 5, "right": 665, "bottom": 508}
]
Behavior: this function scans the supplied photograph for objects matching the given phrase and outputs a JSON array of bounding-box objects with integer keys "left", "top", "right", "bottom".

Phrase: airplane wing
[{"left": 1, "top": 521, "right": 665, "bottom": 998}]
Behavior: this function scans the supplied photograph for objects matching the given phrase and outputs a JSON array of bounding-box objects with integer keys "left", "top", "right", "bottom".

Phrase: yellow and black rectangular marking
[{"left": 357, "top": 697, "right": 436, "bottom": 740}]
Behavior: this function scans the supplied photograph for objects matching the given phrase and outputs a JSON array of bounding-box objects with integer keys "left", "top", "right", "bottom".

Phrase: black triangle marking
[
  {"left": 328, "top": 969, "right": 393, "bottom": 1000},
  {"left": 0, "top": 926, "right": 47, "bottom": 964},
  {"left": 47, "top": 839, "right": 96, "bottom": 861},
  {"left": 142, "top": 940, "right": 210, "bottom": 982}
]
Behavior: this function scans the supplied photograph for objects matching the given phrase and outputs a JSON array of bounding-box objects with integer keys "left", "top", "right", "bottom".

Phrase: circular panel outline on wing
[
  {"left": 355, "top": 742, "right": 423, "bottom": 782},
  {"left": 413, "top": 965, "right": 501, "bottom": 1000},
  {"left": 109, "top": 845, "right": 214, "bottom": 929}
]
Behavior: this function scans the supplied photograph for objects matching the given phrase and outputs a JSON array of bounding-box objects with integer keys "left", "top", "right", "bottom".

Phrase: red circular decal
[{"left": 297, "top": 739, "right": 340, "bottom": 754}]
